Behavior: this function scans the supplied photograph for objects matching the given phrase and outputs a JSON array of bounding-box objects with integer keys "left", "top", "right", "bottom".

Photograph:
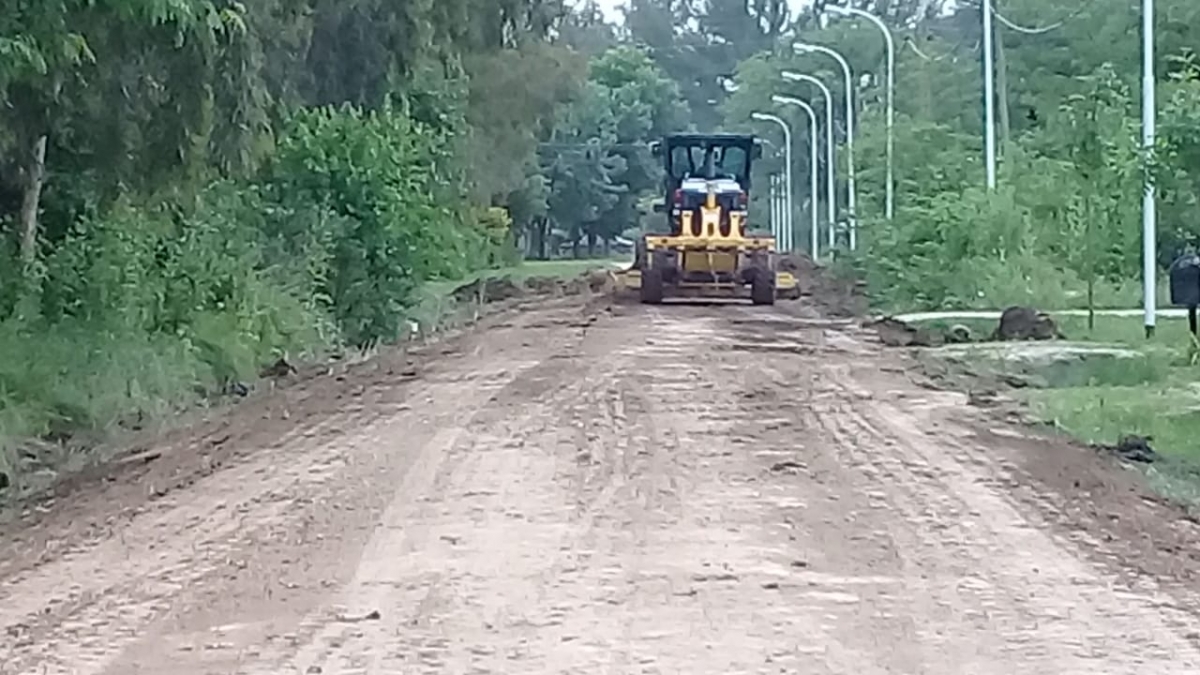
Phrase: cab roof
[{"left": 662, "top": 133, "right": 757, "bottom": 144}]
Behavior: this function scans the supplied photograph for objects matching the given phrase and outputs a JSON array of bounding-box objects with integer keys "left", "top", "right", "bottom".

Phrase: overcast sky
[{"left": 584, "top": 0, "right": 815, "bottom": 23}]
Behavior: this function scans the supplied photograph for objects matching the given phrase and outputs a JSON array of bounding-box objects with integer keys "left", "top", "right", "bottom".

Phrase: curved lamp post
[
  {"left": 782, "top": 71, "right": 837, "bottom": 252},
  {"left": 750, "top": 112, "right": 793, "bottom": 252},
  {"left": 826, "top": 5, "right": 895, "bottom": 221},
  {"left": 793, "top": 42, "right": 857, "bottom": 250},
  {"left": 771, "top": 95, "right": 820, "bottom": 261}
]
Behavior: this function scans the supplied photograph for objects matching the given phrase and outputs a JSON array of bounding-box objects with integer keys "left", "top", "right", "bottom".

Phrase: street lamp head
[
  {"left": 750, "top": 112, "right": 771, "bottom": 121},
  {"left": 824, "top": 5, "right": 852, "bottom": 16},
  {"left": 781, "top": 71, "right": 802, "bottom": 81},
  {"left": 771, "top": 94, "right": 802, "bottom": 105},
  {"left": 793, "top": 43, "right": 816, "bottom": 53}
]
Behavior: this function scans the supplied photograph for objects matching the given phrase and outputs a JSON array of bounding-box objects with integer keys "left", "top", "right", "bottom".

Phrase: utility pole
[
  {"left": 826, "top": 5, "right": 894, "bottom": 221},
  {"left": 752, "top": 113, "right": 794, "bottom": 253},
  {"left": 1143, "top": 0, "right": 1157, "bottom": 337}
]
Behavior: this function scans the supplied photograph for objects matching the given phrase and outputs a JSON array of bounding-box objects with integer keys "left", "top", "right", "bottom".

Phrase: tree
[{"left": 0, "top": 1, "right": 239, "bottom": 266}]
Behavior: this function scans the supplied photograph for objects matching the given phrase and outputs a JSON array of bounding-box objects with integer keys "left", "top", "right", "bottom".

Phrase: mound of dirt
[
  {"left": 522, "top": 271, "right": 611, "bottom": 297},
  {"left": 866, "top": 317, "right": 945, "bottom": 347},
  {"left": 1093, "top": 434, "right": 1158, "bottom": 464},
  {"left": 560, "top": 277, "right": 590, "bottom": 296},
  {"left": 992, "top": 306, "right": 1063, "bottom": 341},
  {"left": 778, "top": 253, "right": 815, "bottom": 276},
  {"left": 584, "top": 269, "right": 615, "bottom": 293},
  {"left": 521, "top": 275, "right": 563, "bottom": 295},
  {"left": 866, "top": 317, "right": 983, "bottom": 348},
  {"left": 778, "top": 252, "right": 867, "bottom": 317},
  {"left": 450, "top": 269, "right": 618, "bottom": 306},
  {"left": 451, "top": 276, "right": 525, "bottom": 304}
]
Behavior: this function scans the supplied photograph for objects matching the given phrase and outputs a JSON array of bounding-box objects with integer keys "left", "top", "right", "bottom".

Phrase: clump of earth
[
  {"left": 992, "top": 306, "right": 1064, "bottom": 341},
  {"left": 452, "top": 269, "right": 614, "bottom": 306},
  {"left": 868, "top": 305, "right": 1063, "bottom": 348},
  {"left": 865, "top": 317, "right": 946, "bottom": 347},
  {"left": 1093, "top": 434, "right": 1158, "bottom": 464}
]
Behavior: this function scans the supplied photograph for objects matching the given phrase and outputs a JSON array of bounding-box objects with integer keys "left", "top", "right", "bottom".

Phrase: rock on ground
[{"left": 993, "top": 306, "right": 1063, "bottom": 341}]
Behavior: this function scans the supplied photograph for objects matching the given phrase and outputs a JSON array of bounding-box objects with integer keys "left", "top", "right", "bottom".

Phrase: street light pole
[
  {"left": 825, "top": 5, "right": 894, "bottom": 220},
  {"left": 770, "top": 173, "right": 781, "bottom": 242},
  {"left": 772, "top": 95, "right": 820, "bottom": 262},
  {"left": 751, "top": 112, "right": 793, "bottom": 253},
  {"left": 982, "top": 0, "right": 997, "bottom": 189},
  {"left": 782, "top": 71, "right": 837, "bottom": 253},
  {"left": 1142, "top": 0, "right": 1156, "bottom": 337},
  {"left": 794, "top": 42, "right": 858, "bottom": 250}
]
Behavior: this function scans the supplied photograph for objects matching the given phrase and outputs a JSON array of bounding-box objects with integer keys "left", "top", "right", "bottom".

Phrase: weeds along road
[{"left": 4, "top": 291, "right": 1200, "bottom": 674}]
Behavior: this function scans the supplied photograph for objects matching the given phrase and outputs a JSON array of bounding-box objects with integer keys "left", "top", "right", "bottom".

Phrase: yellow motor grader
[{"left": 615, "top": 133, "right": 799, "bottom": 305}]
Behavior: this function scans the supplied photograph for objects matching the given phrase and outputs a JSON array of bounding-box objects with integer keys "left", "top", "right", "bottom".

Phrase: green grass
[
  {"left": 0, "top": 321, "right": 213, "bottom": 492},
  {"left": 411, "top": 257, "right": 618, "bottom": 336},
  {"left": 1052, "top": 313, "right": 1198, "bottom": 345},
  {"left": 422, "top": 257, "right": 619, "bottom": 298},
  {"left": 1022, "top": 376, "right": 1200, "bottom": 507},
  {"left": 910, "top": 312, "right": 1198, "bottom": 345},
  {"left": 509, "top": 257, "right": 623, "bottom": 278},
  {"left": 914, "top": 313, "right": 1200, "bottom": 507}
]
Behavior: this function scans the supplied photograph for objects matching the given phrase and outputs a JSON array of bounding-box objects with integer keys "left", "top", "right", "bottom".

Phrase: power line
[
  {"left": 956, "top": 0, "right": 1102, "bottom": 35},
  {"left": 538, "top": 142, "right": 652, "bottom": 150},
  {"left": 903, "top": 35, "right": 975, "bottom": 61}
]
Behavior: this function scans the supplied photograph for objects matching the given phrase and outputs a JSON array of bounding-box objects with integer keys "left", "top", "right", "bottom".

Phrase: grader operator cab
[{"left": 620, "top": 132, "right": 799, "bottom": 305}]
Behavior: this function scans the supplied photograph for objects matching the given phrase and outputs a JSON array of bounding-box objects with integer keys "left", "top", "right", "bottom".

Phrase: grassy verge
[
  {"left": 0, "top": 256, "right": 614, "bottom": 497},
  {"left": 408, "top": 257, "right": 620, "bottom": 340},
  {"left": 913, "top": 313, "right": 1200, "bottom": 508},
  {"left": 422, "top": 257, "right": 620, "bottom": 296}
]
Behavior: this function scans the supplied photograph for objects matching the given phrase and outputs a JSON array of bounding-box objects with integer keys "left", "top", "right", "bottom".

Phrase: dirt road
[{"left": 5, "top": 293, "right": 1200, "bottom": 674}]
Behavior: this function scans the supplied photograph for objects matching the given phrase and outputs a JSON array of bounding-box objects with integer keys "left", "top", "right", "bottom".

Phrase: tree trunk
[
  {"left": 19, "top": 134, "right": 48, "bottom": 265},
  {"left": 1085, "top": 195, "right": 1095, "bottom": 332},
  {"left": 533, "top": 217, "right": 549, "bottom": 259},
  {"left": 1087, "top": 276, "right": 1095, "bottom": 331}
]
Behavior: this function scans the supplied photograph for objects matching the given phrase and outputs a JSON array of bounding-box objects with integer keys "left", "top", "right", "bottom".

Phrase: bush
[
  {"left": 0, "top": 99, "right": 515, "bottom": 488},
  {"left": 266, "top": 102, "right": 494, "bottom": 345}
]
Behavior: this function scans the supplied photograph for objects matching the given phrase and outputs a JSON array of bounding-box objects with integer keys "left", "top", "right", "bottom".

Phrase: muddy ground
[{"left": 4, "top": 267, "right": 1200, "bottom": 673}]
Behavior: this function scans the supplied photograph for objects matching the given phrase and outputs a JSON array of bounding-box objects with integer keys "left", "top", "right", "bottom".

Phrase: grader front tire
[
  {"left": 751, "top": 268, "right": 775, "bottom": 306},
  {"left": 641, "top": 266, "right": 665, "bottom": 304}
]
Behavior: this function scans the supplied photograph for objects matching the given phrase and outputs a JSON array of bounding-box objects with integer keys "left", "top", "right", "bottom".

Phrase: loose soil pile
[{"left": 867, "top": 305, "right": 1064, "bottom": 348}]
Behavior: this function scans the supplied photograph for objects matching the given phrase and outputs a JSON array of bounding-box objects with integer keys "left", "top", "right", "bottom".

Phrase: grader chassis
[{"left": 617, "top": 133, "right": 798, "bottom": 305}]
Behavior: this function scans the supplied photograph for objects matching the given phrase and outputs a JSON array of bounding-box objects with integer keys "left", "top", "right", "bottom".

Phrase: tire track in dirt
[
  {"left": 0, "top": 304, "right": 593, "bottom": 675},
  {"left": 164, "top": 307, "right": 847, "bottom": 673},
  {"left": 788, "top": 338, "right": 1200, "bottom": 671},
  {"left": 226, "top": 312, "right": 666, "bottom": 673},
  {"left": 231, "top": 352, "right": 605, "bottom": 674},
  {"left": 110, "top": 304, "right": 1200, "bottom": 671},
  {"left": 9, "top": 294, "right": 1200, "bottom": 673}
]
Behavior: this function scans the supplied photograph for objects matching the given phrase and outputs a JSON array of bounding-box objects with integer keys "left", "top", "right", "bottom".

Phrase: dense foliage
[
  {"left": 0, "top": 0, "right": 688, "bottom": 478},
  {"left": 7, "top": 0, "right": 1200, "bottom": 483},
  {"left": 681, "top": 0, "right": 1200, "bottom": 311}
]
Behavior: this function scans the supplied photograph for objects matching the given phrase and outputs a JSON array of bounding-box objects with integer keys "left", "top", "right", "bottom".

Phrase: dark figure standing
[{"left": 1168, "top": 245, "right": 1200, "bottom": 335}]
